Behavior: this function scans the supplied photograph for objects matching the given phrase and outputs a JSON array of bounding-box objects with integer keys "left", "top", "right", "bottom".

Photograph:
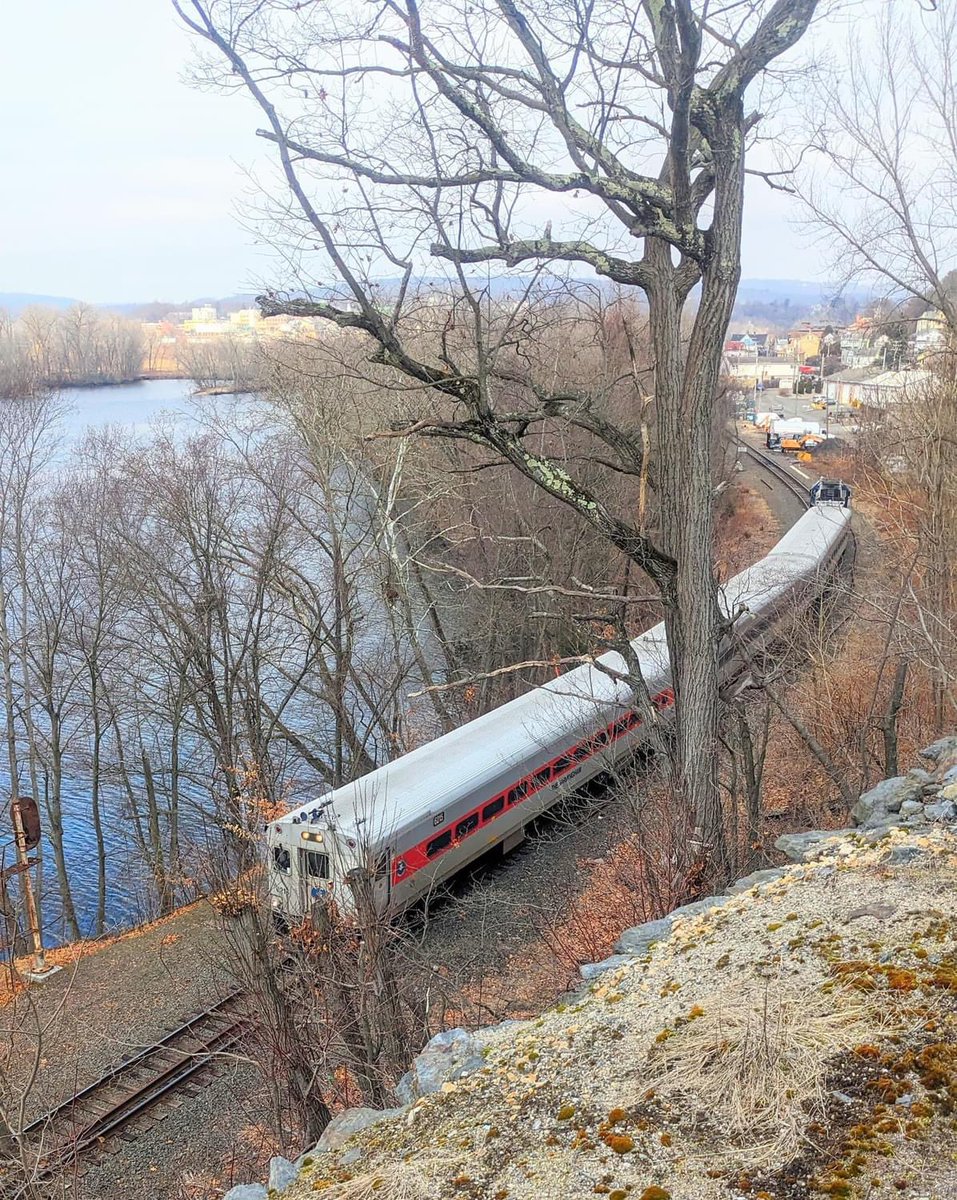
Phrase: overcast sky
[{"left": 0, "top": 0, "right": 831, "bottom": 305}]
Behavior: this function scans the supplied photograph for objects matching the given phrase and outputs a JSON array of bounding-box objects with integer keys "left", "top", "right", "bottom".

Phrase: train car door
[
  {"left": 374, "top": 848, "right": 393, "bottom": 911},
  {"left": 299, "top": 845, "right": 331, "bottom": 909}
]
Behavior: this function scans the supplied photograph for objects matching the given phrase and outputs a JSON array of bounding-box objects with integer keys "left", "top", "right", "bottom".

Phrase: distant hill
[
  {"left": 0, "top": 279, "right": 877, "bottom": 325},
  {"left": 0, "top": 292, "right": 81, "bottom": 314},
  {"left": 732, "top": 278, "right": 876, "bottom": 327}
]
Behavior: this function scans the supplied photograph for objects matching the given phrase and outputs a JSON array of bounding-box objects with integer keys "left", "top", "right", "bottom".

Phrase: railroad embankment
[{"left": 230, "top": 735, "right": 957, "bottom": 1200}]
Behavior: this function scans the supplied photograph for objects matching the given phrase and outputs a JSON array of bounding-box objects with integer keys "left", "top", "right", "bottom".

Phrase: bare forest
[{"left": 0, "top": 307, "right": 144, "bottom": 395}]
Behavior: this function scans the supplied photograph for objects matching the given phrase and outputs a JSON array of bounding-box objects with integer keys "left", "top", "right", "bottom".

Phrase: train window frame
[
  {"left": 426, "top": 829, "right": 453, "bottom": 858},
  {"left": 455, "top": 813, "right": 479, "bottom": 840},
  {"left": 273, "top": 846, "right": 291, "bottom": 874},
  {"left": 481, "top": 796, "right": 505, "bottom": 822},
  {"left": 300, "top": 849, "right": 330, "bottom": 879}
]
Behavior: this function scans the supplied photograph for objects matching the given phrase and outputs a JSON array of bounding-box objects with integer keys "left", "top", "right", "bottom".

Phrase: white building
[
  {"left": 724, "top": 356, "right": 799, "bottom": 391},
  {"left": 914, "top": 308, "right": 947, "bottom": 357},
  {"left": 823, "top": 367, "right": 931, "bottom": 409}
]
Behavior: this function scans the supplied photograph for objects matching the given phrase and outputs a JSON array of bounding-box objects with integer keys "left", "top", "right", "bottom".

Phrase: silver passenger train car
[{"left": 267, "top": 505, "right": 852, "bottom": 921}]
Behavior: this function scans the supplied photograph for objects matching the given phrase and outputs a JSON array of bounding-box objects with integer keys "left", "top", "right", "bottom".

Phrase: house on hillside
[
  {"left": 914, "top": 308, "right": 948, "bottom": 358},
  {"left": 840, "top": 319, "right": 883, "bottom": 369},
  {"left": 725, "top": 330, "right": 776, "bottom": 357}
]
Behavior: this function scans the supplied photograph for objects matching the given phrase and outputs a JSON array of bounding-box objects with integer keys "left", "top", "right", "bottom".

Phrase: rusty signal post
[{"left": 6, "top": 796, "right": 59, "bottom": 981}]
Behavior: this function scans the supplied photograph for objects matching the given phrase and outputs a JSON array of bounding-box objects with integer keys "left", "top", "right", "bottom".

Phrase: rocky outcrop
[
  {"left": 843, "top": 735, "right": 957, "bottom": 832},
  {"left": 226, "top": 735, "right": 957, "bottom": 1200},
  {"left": 394, "top": 1027, "right": 487, "bottom": 1105}
]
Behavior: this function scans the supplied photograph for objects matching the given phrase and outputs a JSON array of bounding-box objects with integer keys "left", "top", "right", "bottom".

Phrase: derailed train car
[{"left": 267, "top": 505, "right": 853, "bottom": 921}]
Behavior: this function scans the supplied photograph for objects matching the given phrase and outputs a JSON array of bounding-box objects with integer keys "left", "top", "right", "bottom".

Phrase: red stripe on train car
[{"left": 390, "top": 688, "right": 673, "bottom": 886}]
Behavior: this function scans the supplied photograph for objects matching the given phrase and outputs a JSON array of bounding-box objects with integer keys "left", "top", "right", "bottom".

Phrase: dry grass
[
  {"left": 315, "top": 1166, "right": 433, "bottom": 1199},
  {"left": 645, "top": 983, "right": 881, "bottom": 1165}
]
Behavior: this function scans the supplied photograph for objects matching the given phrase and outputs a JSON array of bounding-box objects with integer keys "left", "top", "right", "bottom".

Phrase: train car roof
[
  {"left": 288, "top": 623, "right": 671, "bottom": 843},
  {"left": 720, "top": 505, "right": 850, "bottom": 619},
  {"left": 280, "top": 506, "right": 851, "bottom": 845}
]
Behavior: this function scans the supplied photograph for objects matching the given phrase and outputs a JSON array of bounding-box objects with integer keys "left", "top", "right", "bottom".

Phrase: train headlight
[{"left": 300, "top": 831, "right": 324, "bottom": 843}]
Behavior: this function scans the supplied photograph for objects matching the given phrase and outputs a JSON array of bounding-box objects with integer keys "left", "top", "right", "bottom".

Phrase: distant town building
[
  {"left": 914, "top": 308, "right": 947, "bottom": 357},
  {"left": 191, "top": 304, "right": 217, "bottom": 323},
  {"left": 229, "top": 308, "right": 262, "bottom": 329},
  {"left": 725, "top": 330, "right": 776, "bottom": 357},
  {"left": 839, "top": 318, "right": 883, "bottom": 369},
  {"left": 786, "top": 324, "right": 833, "bottom": 362},
  {"left": 724, "top": 355, "right": 799, "bottom": 392},
  {"left": 823, "top": 366, "right": 931, "bottom": 409}
]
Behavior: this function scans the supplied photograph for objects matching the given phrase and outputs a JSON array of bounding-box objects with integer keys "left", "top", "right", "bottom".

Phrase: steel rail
[
  {"left": 732, "top": 433, "right": 811, "bottom": 511},
  {"left": 12, "top": 990, "right": 248, "bottom": 1184}
]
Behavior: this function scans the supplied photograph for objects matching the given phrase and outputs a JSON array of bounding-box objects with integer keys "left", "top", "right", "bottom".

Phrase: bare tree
[
  {"left": 798, "top": 0, "right": 957, "bottom": 730},
  {"left": 173, "top": 0, "right": 822, "bottom": 874}
]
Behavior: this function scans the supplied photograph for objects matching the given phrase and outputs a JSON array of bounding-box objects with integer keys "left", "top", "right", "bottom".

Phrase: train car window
[
  {"left": 301, "top": 850, "right": 329, "bottom": 878},
  {"left": 455, "top": 813, "right": 479, "bottom": 839},
  {"left": 552, "top": 755, "right": 571, "bottom": 774},
  {"left": 482, "top": 796, "right": 505, "bottom": 822},
  {"left": 625, "top": 712, "right": 640, "bottom": 730},
  {"left": 571, "top": 744, "right": 590, "bottom": 762},
  {"left": 273, "top": 847, "right": 291, "bottom": 874},
  {"left": 507, "top": 782, "right": 525, "bottom": 805},
  {"left": 533, "top": 766, "right": 551, "bottom": 787},
  {"left": 594, "top": 730, "right": 609, "bottom": 747},
  {"left": 426, "top": 829, "right": 453, "bottom": 857}
]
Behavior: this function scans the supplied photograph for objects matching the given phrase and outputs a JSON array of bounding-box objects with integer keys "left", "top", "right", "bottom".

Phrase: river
[
  {"left": 3, "top": 380, "right": 229, "bottom": 944},
  {"left": 58, "top": 377, "right": 198, "bottom": 440},
  {"left": 3, "top": 378, "right": 437, "bottom": 948}
]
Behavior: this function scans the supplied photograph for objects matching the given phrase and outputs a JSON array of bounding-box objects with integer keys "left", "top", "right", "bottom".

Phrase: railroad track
[
  {"left": 9, "top": 990, "right": 248, "bottom": 1188},
  {"left": 732, "top": 433, "right": 811, "bottom": 512}
]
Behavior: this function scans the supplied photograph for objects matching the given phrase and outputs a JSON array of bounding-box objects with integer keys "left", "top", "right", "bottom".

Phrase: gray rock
[
  {"left": 942, "top": 766, "right": 957, "bottom": 785},
  {"left": 394, "top": 1028, "right": 484, "bottom": 1105},
  {"left": 859, "top": 821, "right": 903, "bottom": 844},
  {"left": 314, "top": 1105, "right": 407, "bottom": 1153},
  {"left": 727, "top": 867, "right": 789, "bottom": 894},
  {"left": 919, "top": 735, "right": 957, "bottom": 764},
  {"left": 669, "top": 895, "right": 732, "bottom": 922},
  {"left": 885, "top": 844, "right": 924, "bottom": 866},
  {"left": 923, "top": 800, "right": 956, "bottom": 822},
  {"left": 899, "top": 800, "right": 925, "bottom": 818},
  {"left": 774, "top": 829, "right": 851, "bottom": 862},
  {"left": 341, "top": 1147, "right": 364, "bottom": 1167},
  {"left": 580, "top": 954, "right": 633, "bottom": 981},
  {"left": 223, "top": 1187, "right": 267, "bottom": 1200},
  {"left": 268, "top": 1157, "right": 298, "bottom": 1195},
  {"left": 475, "top": 1018, "right": 525, "bottom": 1040},
  {"left": 614, "top": 916, "right": 673, "bottom": 957},
  {"left": 907, "top": 767, "right": 932, "bottom": 782},
  {"left": 938, "top": 783, "right": 957, "bottom": 803},
  {"left": 852, "top": 776, "right": 924, "bottom": 826}
]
